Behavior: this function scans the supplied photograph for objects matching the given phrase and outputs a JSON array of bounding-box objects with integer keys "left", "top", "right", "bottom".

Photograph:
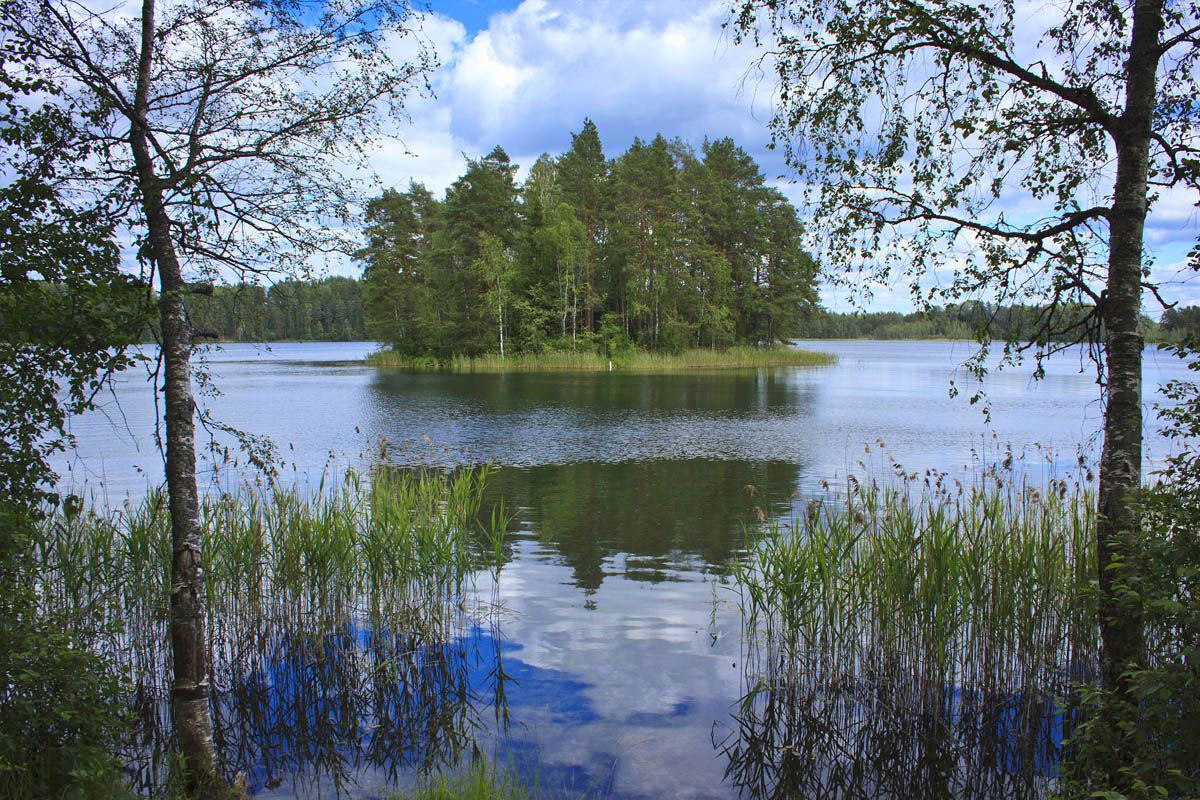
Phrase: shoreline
[{"left": 367, "top": 345, "right": 836, "bottom": 373}]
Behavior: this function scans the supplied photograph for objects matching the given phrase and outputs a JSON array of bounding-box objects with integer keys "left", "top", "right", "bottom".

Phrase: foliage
[
  {"left": 1157, "top": 306, "right": 1200, "bottom": 344},
  {"left": 11, "top": 0, "right": 435, "bottom": 285},
  {"left": 729, "top": 5, "right": 1198, "bottom": 785},
  {"left": 0, "top": 14, "right": 149, "bottom": 507},
  {"left": 183, "top": 278, "right": 367, "bottom": 342},
  {"left": 729, "top": 0, "right": 1199, "bottom": 353},
  {"left": 359, "top": 124, "right": 820, "bottom": 358},
  {"left": 0, "top": 20, "right": 146, "bottom": 799},
  {"left": 0, "top": 510, "right": 132, "bottom": 800},
  {"left": 10, "top": 1, "right": 438, "bottom": 789},
  {"left": 1059, "top": 344, "right": 1200, "bottom": 799}
]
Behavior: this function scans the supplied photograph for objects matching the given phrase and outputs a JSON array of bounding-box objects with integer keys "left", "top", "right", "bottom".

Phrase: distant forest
[
  {"left": 181, "top": 275, "right": 1195, "bottom": 346},
  {"left": 794, "top": 302, "right": 1172, "bottom": 343},
  {"left": 183, "top": 277, "right": 366, "bottom": 341},
  {"left": 357, "top": 122, "right": 819, "bottom": 358}
]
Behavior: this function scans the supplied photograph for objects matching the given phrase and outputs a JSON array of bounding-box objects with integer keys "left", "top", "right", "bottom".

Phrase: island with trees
[{"left": 356, "top": 124, "right": 830, "bottom": 369}]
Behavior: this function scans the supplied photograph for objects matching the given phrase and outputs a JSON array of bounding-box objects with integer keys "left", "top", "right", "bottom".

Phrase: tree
[
  {"left": 361, "top": 126, "right": 820, "bottom": 358},
  {"left": 432, "top": 146, "right": 520, "bottom": 355},
  {"left": 558, "top": 119, "right": 609, "bottom": 334},
  {"left": 0, "top": 18, "right": 152, "bottom": 797},
  {"left": 0, "top": 12, "right": 148, "bottom": 510},
  {"left": 11, "top": 0, "right": 433, "bottom": 794},
  {"left": 609, "top": 135, "right": 688, "bottom": 350},
  {"left": 476, "top": 233, "right": 516, "bottom": 358},
  {"left": 361, "top": 184, "right": 440, "bottom": 351},
  {"left": 731, "top": 0, "right": 1200, "bottom": 785},
  {"left": 522, "top": 155, "right": 589, "bottom": 348}
]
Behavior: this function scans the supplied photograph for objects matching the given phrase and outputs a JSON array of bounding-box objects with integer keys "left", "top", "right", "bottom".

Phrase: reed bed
[
  {"left": 32, "top": 468, "right": 505, "bottom": 793},
  {"left": 369, "top": 345, "right": 834, "bottom": 373},
  {"left": 722, "top": 468, "right": 1098, "bottom": 799},
  {"left": 36, "top": 468, "right": 500, "bottom": 669}
]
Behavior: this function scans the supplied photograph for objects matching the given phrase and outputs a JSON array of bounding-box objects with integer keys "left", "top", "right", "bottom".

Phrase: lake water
[{"left": 55, "top": 340, "right": 1191, "bottom": 799}]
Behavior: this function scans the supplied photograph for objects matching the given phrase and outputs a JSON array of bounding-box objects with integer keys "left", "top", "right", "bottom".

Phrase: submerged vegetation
[{"left": 369, "top": 344, "right": 834, "bottom": 372}]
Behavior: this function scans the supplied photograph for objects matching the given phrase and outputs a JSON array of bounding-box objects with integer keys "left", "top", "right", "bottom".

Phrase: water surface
[{"left": 57, "top": 340, "right": 1189, "bottom": 798}]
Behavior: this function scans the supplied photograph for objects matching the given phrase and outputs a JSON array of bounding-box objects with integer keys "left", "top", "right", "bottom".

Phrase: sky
[{"left": 361, "top": 0, "right": 1200, "bottom": 314}]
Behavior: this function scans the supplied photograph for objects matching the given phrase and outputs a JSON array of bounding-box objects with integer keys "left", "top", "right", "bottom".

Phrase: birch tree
[
  {"left": 8, "top": 0, "right": 433, "bottom": 794},
  {"left": 731, "top": 0, "right": 1199, "bottom": 785}
]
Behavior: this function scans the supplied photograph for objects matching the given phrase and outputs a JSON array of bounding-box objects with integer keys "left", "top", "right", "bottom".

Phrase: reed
[
  {"left": 33, "top": 467, "right": 502, "bottom": 680},
  {"left": 733, "top": 470, "right": 1097, "bottom": 684},
  {"left": 723, "top": 467, "right": 1099, "bottom": 798},
  {"left": 369, "top": 345, "right": 834, "bottom": 373},
  {"left": 33, "top": 467, "right": 506, "bottom": 794},
  {"left": 398, "top": 761, "right": 530, "bottom": 800}
]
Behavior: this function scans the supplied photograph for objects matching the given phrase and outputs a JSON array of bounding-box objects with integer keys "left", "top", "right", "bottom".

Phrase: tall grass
[
  {"left": 37, "top": 468, "right": 497, "bottom": 626},
  {"left": 396, "top": 761, "right": 530, "bottom": 800},
  {"left": 369, "top": 345, "right": 834, "bottom": 373},
  {"left": 33, "top": 468, "right": 505, "bottom": 794},
  {"left": 722, "top": 467, "right": 1098, "bottom": 798}
]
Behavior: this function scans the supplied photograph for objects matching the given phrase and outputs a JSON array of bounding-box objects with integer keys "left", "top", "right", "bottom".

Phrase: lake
[{"left": 54, "top": 340, "right": 1190, "bottom": 799}]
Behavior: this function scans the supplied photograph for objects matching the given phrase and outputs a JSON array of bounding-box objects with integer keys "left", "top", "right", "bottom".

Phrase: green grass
[
  {"left": 731, "top": 467, "right": 1098, "bottom": 696},
  {"left": 722, "top": 467, "right": 1101, "bottom": 796},
  {"left": 369, "top": 345, "right": 835, "bottom": 372},
  {"left": 36, "top": 467, "right": 502, "bottom": 659},
  {"left": 394, "top": 762, "right": 530, "bottom": 800}
]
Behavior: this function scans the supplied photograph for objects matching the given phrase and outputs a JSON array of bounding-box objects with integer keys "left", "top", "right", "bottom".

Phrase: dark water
[{"left": 56, "top": 341, "right": 1189, "bottom": 798}]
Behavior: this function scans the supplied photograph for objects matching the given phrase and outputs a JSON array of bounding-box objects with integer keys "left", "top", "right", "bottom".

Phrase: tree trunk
[
  {"left": 1097, "top": 0, "right": 1161, "bottom": 702},
  {"left": 130, "top": 0, "right": 226, "bottom": 796}
]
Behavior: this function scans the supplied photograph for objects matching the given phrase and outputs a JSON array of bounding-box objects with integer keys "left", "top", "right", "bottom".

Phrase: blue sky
[{"left": 366, "top": 0, "right": 1200, "bottom": 314}]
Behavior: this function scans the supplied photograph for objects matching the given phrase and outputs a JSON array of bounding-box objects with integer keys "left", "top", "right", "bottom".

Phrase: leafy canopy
[{"left": 731, "top": 0, "right": 1200, "bottom": 359}]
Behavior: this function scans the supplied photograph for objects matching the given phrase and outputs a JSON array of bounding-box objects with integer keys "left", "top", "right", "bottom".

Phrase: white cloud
[{"left": 369, "top": 0, "right": 781, "bottom": 187}]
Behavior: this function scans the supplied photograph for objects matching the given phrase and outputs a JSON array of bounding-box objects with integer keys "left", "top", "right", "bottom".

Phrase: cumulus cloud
[{"left": 369, "top": 0, "right": 783, "bottom": 187}]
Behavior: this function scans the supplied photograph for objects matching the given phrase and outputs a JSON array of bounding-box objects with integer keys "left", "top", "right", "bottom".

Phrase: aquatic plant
[
  {"left": 32, "top": 467, "right": 505, "bottom": 795},
  {"left": 722, "top": 467, "right": 1099, "bottom": 799},
  {"left": 369, "top": 345, "right": 834, "bottom": 373},
  {"left": 396, "top": 760, "right": 530, "bottom": 800}
]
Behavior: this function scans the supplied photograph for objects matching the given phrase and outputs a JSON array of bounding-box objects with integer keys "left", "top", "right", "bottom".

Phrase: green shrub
[{"left": 0, "top": 509, "right": 131, "bottom": 800}]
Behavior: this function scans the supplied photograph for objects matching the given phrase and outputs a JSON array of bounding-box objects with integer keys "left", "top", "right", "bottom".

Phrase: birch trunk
[
  {"left": 1096, "top": 0, "right": 1162, "bottom": 698},
  {"left": 130, "top": 0, "right": 226, "bottom": 795}
]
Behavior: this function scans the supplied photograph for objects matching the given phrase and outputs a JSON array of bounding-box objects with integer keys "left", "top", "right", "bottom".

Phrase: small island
[{"left": 358, "top": 125, "right": 829, "bottom": 374}]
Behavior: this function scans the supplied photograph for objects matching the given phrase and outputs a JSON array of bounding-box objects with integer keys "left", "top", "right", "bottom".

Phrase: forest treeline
[
  {"left": 793, "top": 302, "right": 1174, "bottom": 342},
  {"left": 174, "top": 274, "right": 1196, "bottom": 346},
  {"left": 181, "top": 277, "right": 367, "bottom": 341},
  {"left": 357, "top": 122, "right": 820, "bottom": 357}
]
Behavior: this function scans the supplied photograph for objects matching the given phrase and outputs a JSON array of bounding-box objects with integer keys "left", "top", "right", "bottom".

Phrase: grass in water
[
  {"left": 34, "top": 468, "right": 505, "bottom": 794},
  {"left": 38, "top": 468, "right": 499, "bottom": 639},
  {"left": 396, "top": 761, "right": 530, "bottom": 800},
  {"left": 369, "top": 345, "right": 834, "bottom": 372},
  {"left": 722, "top": 464, "right": 1098, "bottom": 799}
]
